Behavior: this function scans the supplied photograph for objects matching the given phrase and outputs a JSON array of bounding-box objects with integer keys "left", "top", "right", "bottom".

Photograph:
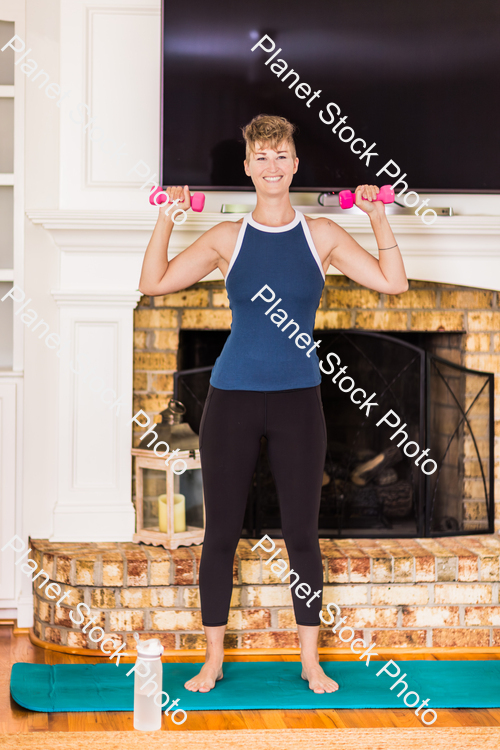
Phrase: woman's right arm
[{"left": 138, "top": 184, "right": 223, "bottom": 296}]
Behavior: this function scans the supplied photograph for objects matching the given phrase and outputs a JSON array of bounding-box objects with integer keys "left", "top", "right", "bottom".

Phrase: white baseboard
[{"left": 0, "top": 608, "right": 17, "bottom": 620}]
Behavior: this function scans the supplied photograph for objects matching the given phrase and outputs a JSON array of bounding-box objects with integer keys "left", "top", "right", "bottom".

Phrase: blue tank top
[{"left": 210, "top": 209, "right": 325, "bottom": 391}]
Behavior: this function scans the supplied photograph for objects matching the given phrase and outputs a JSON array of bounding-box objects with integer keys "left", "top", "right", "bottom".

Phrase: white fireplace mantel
[{"left": 28, "top": 209, "right": 500, "bottom": 292}]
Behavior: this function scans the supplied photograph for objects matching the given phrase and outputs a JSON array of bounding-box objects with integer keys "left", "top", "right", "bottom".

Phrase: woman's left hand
[{"left": 354, "top": 184, "right": 386, "bottom": 217}]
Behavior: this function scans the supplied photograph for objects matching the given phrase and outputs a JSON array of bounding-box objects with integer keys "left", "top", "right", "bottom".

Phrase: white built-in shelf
[
  {"left": 0, "top": 174, "right": 14, "bottom": 186},
  {"left": 0, "top": 270, "right": 14, "bottom": 282},
  {"left": 0, "top": 86, "right": 14, "bottom": 98}
]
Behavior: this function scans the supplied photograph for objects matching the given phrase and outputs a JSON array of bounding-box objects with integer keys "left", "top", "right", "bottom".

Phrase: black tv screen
[{"left": 162, "top": 0, "right": 500, "bottom": 192}]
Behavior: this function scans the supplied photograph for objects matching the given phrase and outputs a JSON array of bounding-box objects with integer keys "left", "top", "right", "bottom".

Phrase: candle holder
[{"left": 132, "top": 448, "right": 205, "bottom": 549}]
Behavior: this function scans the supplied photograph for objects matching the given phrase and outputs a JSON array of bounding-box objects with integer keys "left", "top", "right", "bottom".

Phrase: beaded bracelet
[{"left": 378, "top": 244, "right": 398, "bottom": 251}]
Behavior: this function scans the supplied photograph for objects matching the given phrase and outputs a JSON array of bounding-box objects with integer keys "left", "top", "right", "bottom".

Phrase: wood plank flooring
[{"left": 2, "top": 625, "right": 500, "bottom": 732}]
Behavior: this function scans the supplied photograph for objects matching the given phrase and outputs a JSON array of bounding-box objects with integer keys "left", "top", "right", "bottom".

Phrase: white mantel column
[{"left": 50, "top": 290, "right": 140, "bottom": 541}]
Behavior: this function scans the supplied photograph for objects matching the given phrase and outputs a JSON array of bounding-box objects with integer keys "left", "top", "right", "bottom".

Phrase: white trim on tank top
[
  {"left": 225, "top": 213, "right": 250, "bottom": 281},
  {"left": 225, "top": 209, "right": 325, "bottom": 283},
  {"left": 298, "top": 212, "right": 326, "bottom": 281},
  {"left": 246, "top": 208, "right": 301, "bottom": 233}
]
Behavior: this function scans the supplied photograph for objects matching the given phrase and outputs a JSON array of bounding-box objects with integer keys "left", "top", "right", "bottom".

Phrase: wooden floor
[{"left": 2, "top": 625, "right": 500, "bottom": 732}]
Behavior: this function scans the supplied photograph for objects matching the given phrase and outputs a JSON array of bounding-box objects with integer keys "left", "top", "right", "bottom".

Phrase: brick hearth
[{"left": 31, "top": 535, "right": 500, "bottom": 651}]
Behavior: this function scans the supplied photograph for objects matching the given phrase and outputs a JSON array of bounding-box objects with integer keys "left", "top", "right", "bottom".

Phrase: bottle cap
[{"left": 135, "top": 635, "right": 164, "bottom": 659}]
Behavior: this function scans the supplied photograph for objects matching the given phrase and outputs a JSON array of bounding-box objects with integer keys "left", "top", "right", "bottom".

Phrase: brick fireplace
[
  {"left": 29, "top": 275, "right": 500, "bottom": 653},
  {"left": 132, "top": 276, "right": 499, "bottom": 532}
]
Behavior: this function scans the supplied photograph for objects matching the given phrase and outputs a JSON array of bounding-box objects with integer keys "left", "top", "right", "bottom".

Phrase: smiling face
[{"left": 244, "top": 141, "right": 299, "bottom": 194}]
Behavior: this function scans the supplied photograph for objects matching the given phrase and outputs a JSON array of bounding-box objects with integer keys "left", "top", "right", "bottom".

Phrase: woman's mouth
[{"left": 263, "top": 176, "right": 283, "bottom": 182}]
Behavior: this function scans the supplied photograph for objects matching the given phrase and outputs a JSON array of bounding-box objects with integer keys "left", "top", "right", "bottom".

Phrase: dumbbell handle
[
  {"left": 339, "top": 185, "right": 395, "bottom": 210},
  {"left": 149, "top": 187, "right": 205, "bottom": 212}
]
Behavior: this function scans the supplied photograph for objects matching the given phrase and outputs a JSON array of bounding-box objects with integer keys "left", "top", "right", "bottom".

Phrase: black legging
[{"left": 198, "top": 384, "right": 327, "bottom": 627}]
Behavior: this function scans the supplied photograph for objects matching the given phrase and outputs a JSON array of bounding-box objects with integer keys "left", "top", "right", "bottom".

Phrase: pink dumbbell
[
  {"left": 149, "top": 186, "right": 205, "bottom": 212},
  {"left": 339, "top": 185, "right": 395, "bottom": 210}
]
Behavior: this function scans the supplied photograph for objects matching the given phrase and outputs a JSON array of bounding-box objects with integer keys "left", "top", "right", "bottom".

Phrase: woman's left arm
[{"left": 321, "top": 184, "right": 409, "bottom": 294}]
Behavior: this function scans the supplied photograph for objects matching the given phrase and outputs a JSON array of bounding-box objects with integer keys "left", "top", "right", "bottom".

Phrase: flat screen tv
[{"left": 162, "top": 0, "right": 500, "bottom": 192}]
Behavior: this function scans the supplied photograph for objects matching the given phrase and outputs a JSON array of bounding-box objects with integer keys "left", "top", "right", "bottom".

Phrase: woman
[{"left": 139, "top": 114, "right": 408, "bottom": 695}]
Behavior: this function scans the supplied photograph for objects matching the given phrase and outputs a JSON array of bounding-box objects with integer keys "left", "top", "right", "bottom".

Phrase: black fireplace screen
[{"left": 175, "top": 330, "right": 494, "bottom": 538}]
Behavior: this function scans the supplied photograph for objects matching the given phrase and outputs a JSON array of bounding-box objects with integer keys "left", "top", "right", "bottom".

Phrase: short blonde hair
[{"left": 242, "top": 114, "right": 297, "bottom": 161}]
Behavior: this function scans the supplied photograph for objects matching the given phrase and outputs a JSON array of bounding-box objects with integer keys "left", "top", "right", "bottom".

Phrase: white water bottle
[{"left": 133, "top": 634, "right": 164, "bottom": 731}]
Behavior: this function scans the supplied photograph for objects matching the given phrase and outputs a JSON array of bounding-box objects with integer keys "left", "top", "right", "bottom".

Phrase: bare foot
[
  {"left": 301, "top": 661, "right": 339, "bottom": 693},
  {"left": 184, "top": 660, "right": 223, "bottom": 693}
]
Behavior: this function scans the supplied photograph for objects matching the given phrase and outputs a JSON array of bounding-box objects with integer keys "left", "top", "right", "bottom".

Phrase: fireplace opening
[{"left": 173, "top": 329, "right": 494, "bottom": 539}]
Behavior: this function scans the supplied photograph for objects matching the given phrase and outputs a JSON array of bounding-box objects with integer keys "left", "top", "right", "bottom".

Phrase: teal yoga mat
[{"left": 10, "top": 660, "right": 500, "bottom": 713}]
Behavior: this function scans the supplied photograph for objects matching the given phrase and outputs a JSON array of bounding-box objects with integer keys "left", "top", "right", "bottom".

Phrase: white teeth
[{"left": 264, "top": 176, "right": 282, "bottom": 182}]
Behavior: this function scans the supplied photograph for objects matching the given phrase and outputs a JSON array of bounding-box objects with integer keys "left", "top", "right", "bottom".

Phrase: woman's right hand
[{"left": 160, "top": 184, "right": 191, "bottom": 218}]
